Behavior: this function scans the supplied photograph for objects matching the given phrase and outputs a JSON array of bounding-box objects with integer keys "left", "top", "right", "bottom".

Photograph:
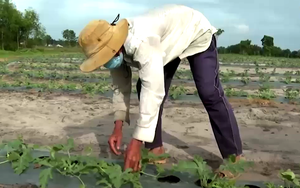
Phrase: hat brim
[{"left": 80, "top": 19, "right": 129, "bottom": 72}]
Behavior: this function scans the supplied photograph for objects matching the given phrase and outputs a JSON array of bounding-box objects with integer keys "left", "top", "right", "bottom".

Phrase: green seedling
[
  {"left": 0, "top": 136, "right": 39, "bottom": 174},
  {"left": 169, "top": 85, "right": 187, "bottom": 99},
  {"left": 283, "top": 76, "right": 292, "bottom": 84},
  {"left": 0, "top": 138, "right": 171, "bottom": 188},
  {"left": 256, "top": 84, "right": 276, "bottom": 100},
  {"left": 258, "top": 73, "right": 271, "bottom": 82},
  {"left": 283, "top": 88, "right": 299, "bottom": 100}
]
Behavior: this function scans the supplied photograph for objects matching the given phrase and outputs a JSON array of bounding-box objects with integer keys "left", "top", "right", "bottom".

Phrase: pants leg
[
  {"left": 136, "top": 58, "right": 181, "bottom": 149},
  {"left": 187, "top": 36, "right": 243, "bottom": 159}
]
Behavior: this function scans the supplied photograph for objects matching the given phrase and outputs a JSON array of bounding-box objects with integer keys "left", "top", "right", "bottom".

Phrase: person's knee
[{"left": 198, "top": 87, "right": 224, "bottom": 105}]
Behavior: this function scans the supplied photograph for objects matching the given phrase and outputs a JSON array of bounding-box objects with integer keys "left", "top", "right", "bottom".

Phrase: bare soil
[
  {"left": 0, "top": 91, "right": 300, "bottom": 183},
  {"left": 0, "top": 58, "right": 7, "bottom": 62},
  {"left": 179, "top": 64, "right": 297, "bottom": 74}
]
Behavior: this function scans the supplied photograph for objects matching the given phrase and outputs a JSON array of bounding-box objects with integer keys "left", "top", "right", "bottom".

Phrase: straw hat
[{"left": 78, "top": 16, "right": 129, "bottom": 72}]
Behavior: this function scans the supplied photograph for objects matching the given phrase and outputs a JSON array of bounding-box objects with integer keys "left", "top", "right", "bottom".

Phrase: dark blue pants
[{"left": 136, "top": 36, "right": 243, "bottom": 158}]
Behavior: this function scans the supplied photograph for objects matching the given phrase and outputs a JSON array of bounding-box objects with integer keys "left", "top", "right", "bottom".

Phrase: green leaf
[
  {"left": 39, "top": 168, "right": 53, "bottom": 188},
  {"left": 7, "top": 151, "right": 20, "bottom": 161},
  {"left": 172, "top": 159, "right": 199, "bottom": 175},
  {"left": 219, "top": 157, "right": 254, "bottom": 176},
  {"left": 83, "top": 146, "right": 93, "bottom": 156},
  {"left": 96, "top": 179, "right": 112, "bottom": 188},
  {"left": 28, "top": 144, "right": 40, "bottom": 149},
  {"left": 12, "top": 150, "right": 33, "bottom": 174},
  {"left": 65, "top": 138, "right": 75, "bottom": 151},
  {"left": 155, "top": 164, "right": 165, "bottom": 174},
  {"left": 7, "top": 139, "right": 23, "bottom": 149},
  {"left": 280, "top": 169, "right": 295, "bottom": 181},
  {"left": 50, "top": 144, "right": 64, "bottom": 159},
  {"left": 36, "top": 158, "right": 54, "bottom": 167},
  {"left": 228, "top": 155, "right": 236, "bottom": 163},
  {"left": 293, "top": 178, "right": 300, "bottom": 186}
]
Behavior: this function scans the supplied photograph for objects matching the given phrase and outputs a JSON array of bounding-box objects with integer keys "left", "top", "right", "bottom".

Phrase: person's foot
[
  {"left": 148, "top": 146, "right": 167, "bottom": 164},
  {"left": 234, "top": 155, "right": 245, "bottom": 162},
  {"left": 216, "top": 155, "right": 246, "bottom": 179}
]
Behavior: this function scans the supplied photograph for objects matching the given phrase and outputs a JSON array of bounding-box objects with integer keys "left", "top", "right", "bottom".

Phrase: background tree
[
  {"left": 62, "top": 29, "right": 77, "bottom": 47},
  {"left": 0, "top": 0, "right": 299, "bottom": 58},
  {"left": 261, "top": 35, "right": 274, "bottom": 56},
  {"left": 239, "top": 39, "right": 251, "bottom": 55},
  {"left": 45, "top": 34, "right": 53, "bottom": 46},
  {"left": 0, "top": 0, "right": 49, "bottom": 50},
  {"left": 216, "top": 28, "right": 224, "bottom": 36}
]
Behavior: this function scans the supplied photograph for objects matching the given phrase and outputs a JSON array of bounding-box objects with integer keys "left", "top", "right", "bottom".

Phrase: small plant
[
  {"left": 174, "top": 70, "right": 193, "bottom": 80},
  {"left": 240, "top": 69, "right": 250, "bottom": 85},
  {"left": 258, "top": 72, "right": 271, "bottom": 82},
  {"left": 283, "top": 88, "right": 299, "bottom": 100},
  {"left": 283, "top": 76, "right": 292, "bottom": 84},
  {"left": 241, "top": 77, "right": 250, "bottom": 85},
  {"left": 254, "top": 62, "right": 260, "bottom": 74},
  {"left": 241, "top": 69, "right": 249, "bottom": 76},
  {"left": 220, "top": 69, "right": 235, "bottom": 83},
  {"left": 0, "top": 138, "right": 256, "bottom": 188},
  {"left": 169, "top": 85, "right": 187, "bottom": 99},
  {"left": 0, "top": 138, "right": 171, "bottom": 188},
  {"left": 284, "top": 71, "right": 293, "bottom": 76},
  {"left": 172, "top": 155, "right": 253, "bottom": 188},
  {"left": 255, "top": 83, "right": 276, "bottom": 100},
  {"left": 271, "top": 68, "right": 276, "bottom": 75},
  {"left": 0, "top": 136, "right": 38, "bottom": 174},
  {"left": 225, "top": 87, "right": 248, "bottom": 97},
  {"left": 265, "top": 169, "right": 300, "bottom": 188}
]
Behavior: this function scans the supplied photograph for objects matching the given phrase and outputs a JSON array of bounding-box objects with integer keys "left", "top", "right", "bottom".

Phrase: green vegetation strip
[
  {"left": 3, "top": 65, "right": 300, "bottom": 84},
  {"left": 0, "top": 77, "right": 299, "bottom": 101},
  {"left": 217, "top": 54, "right": 300, "bottom": 67},
  {"left": 0, "top": 79, "right": 110, "bottom": 95},
  {"left": 1, "top": 137, "right": 299, "bottom": 188}
]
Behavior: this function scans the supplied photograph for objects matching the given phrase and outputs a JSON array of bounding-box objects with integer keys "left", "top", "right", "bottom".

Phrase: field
[{"left": 0, "top": 53, "right": 300, "bottom": 187}]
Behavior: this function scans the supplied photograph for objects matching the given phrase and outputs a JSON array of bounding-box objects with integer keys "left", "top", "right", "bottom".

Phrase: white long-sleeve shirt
[{"left": 110, "top": 4, "right": 217, "bottom": 143}]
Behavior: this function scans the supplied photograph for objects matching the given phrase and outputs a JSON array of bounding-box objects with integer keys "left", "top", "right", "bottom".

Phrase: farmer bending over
[{"left": 78, "top": 4, "right": 243, "bottom": 178}]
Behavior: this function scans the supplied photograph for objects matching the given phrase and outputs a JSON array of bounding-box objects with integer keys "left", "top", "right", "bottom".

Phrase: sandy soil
[
  {"left": 179, "top": 64, "right": 298, "bottom": 75},
  {"left": 0, "top": 91, "right": 300, "bottom": 183},
  {"left": 0, "top": 58, "right": 7, "bottom": 62}
]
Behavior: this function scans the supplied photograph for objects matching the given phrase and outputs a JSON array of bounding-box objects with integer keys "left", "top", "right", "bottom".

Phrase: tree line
[
  {"left": 216, "top": 30, "right": 300, "bottom": 58},
  {"left": 0, "top": 0, "right": 77, "bottom": 50},
  {"left": 1, "top": 0, "right": 299, "bottom": 59}
]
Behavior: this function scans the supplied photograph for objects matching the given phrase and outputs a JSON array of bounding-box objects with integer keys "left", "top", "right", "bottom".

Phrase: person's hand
[
  {"left": 124, "top": 138, "right": 143, "bottom": 172},
  {"left": 108, "top": 120, "right": 123, "bottom": 155}
]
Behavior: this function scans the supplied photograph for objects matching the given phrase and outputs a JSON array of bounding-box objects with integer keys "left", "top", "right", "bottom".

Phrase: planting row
[
  {"left": 7, "top": 61, "right": 300, "bottom": 77},
  {"left": 0, "top": 137, "right": 298, "bottom": 188},
  {"left": 0, "top": 78, "right": 299, "bottom": 102},
  {"left": 1, "top": 69, "right": 300, "bottom": 92},
  {"left": 10, "top": 54, "right": 300, "bottom": 68},
  {"left": 217, "top": 55, "right": 300, "bottom": 67},
  {"left": 8, "top": 62, "right": 299, "bottom": 75},
  {"left": 0, "top": 64, "right": 300, "bottom": 84}
]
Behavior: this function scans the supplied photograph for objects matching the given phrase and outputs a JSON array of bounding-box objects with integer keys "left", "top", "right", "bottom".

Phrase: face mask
[{"left": 104, "top": 52, "right": 124, "bottom": 69}]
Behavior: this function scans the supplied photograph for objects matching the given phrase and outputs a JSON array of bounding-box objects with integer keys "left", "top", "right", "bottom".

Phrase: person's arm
[
  {"left": 131, "top": 35, "right": 165, "bottom": 143},
  {"left": 110, "top": 63, "right": 132, "bottom": 125}
]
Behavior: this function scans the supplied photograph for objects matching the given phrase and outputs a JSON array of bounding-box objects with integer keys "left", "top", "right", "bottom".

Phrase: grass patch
[{"left": 0, "top": 47, "right": 82, "bottom": 61}]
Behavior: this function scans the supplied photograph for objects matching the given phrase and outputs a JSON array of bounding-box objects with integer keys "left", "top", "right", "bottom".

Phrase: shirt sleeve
[
  {"left": 131, "top": 35, "right": 165, "bottom": 143},
  {"left": 110, "top": 63, "right": 132, "bottom": 125}
]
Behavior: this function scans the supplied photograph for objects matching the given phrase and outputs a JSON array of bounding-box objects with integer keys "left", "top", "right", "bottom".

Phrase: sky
[{"left": 11, "top": 0, "right": 300, "bottom": 51}]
